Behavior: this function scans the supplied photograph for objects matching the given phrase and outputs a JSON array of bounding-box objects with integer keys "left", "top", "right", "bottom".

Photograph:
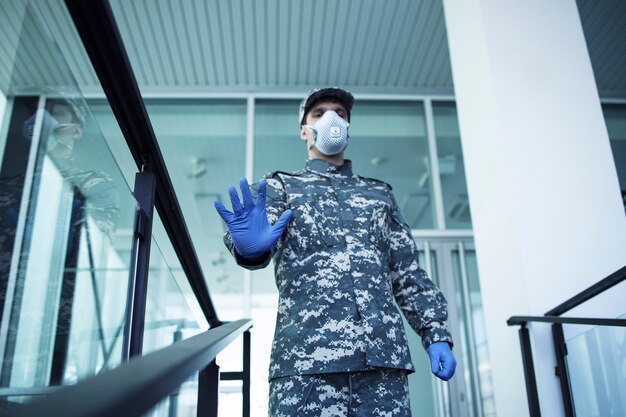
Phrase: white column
[{"left": 442, "top": 1, "right": 626, "bottom": 417}]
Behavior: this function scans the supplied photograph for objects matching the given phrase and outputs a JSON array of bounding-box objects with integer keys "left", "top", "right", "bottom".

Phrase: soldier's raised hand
[{"left": 214, "top": 177, "right": 292, "bottom": 259}]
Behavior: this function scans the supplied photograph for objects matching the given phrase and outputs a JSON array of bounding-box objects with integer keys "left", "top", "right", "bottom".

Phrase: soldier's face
[
  {"left": 300, "top": 100, "right": 348, "bottom": 143},
  {"left": 48, "top": 103, "right": 83, "bottom": 157}
]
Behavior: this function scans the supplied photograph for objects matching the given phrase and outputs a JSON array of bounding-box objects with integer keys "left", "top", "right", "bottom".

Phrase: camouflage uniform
[
  {"left": 225, "top": 158, "right": 452, "bottom": 413},
  {"left": 269, "top": 368, "right": 411, "bottom": 417},
  {"left": 226, "top": 158, "right": 452, "bottom": 373}
]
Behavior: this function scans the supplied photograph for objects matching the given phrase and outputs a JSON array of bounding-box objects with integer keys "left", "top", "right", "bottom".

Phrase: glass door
[{"left": 408, "top": 238, "right": 496, "bottom": 417}]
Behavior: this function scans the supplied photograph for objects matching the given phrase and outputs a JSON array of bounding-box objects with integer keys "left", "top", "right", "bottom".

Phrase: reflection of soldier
[
  {"left": 0, "top": 94, "right": 122, "bottom": 386},
  {"left": 216, "top": 88, "right": 456, "bottom": 416},
  {"left": 24, "top": 98, "right": 120, "bottom": 240},
  {"left": 0, "top": 96, "right": 120, "bottom": 321}
]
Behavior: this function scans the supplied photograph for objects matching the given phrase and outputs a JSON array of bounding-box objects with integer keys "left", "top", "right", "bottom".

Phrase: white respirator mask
[{"left": 304, "top": 110, "right": 350, "bottom": 156}]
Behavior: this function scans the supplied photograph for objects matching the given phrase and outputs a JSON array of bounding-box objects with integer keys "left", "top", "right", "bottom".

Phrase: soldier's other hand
[
  {"left": 427, "top": 341, "right": 456, "bottom": 381},
  {"left": 214, "top": 177, "right": 292, "bottom": 260}
]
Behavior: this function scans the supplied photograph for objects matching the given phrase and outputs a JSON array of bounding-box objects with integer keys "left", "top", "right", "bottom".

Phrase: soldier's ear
[{"left": 300, "top": 125, "right": 308, "bottom": 141}]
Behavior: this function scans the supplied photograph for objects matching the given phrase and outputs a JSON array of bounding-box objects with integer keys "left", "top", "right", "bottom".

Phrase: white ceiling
[{"left": 0, "top": 0, "right": 625, "bottom": 97}]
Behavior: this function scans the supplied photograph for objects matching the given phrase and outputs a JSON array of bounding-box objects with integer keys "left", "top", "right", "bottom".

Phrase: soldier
[{"left": 215, "top": 88, "right": 456, "bottom": 416}]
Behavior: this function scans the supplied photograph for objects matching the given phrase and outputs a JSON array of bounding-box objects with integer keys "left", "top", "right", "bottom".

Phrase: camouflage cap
[
  {"left": 298, "top": 87, "right": 354, "bottom": 125},
  {"left": 47, "top": 87, "right": 88, "bottom": 124}
]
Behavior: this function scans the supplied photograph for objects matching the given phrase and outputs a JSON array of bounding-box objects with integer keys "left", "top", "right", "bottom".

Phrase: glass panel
[
  {"left": 405, "top": 249, "right": 441, "bottom": 417},
  {"left": 140, "top": 375, "right": 241, "bottom": 417},
  {"left": 140, "top": 376, "right": 199, "bottom": 417},
  {"left": 255, "top": 99, "right": 435, "bottom": 229},
  {"left": 143, "top": 100, "right": 248, "bottom": 317},
  {"left": 602, "top": 104, "right": 626, "bottom": 213},
  {"left": 141, "top": 229, "right": 206, "bottom": 355},
  {"left": 350, "top": 101, "right": 435, "bottom": 229},
  {"left": 432, "top": 102, "right": 473, "bottom": 229},
  {"left": 0, "top": 1, "right": 136, "bottom": 390},
  {"left": 452, "top": 249, "right": 496, "bottom": 417},
  {"left": 254, "top": 99, "right": 306, "bottom": 178},
  {"left": 567, "top": 321, "right": 626, "bottom": 417}
]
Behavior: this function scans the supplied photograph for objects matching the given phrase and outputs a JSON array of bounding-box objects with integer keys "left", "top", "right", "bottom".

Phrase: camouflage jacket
[{"left": 225, "top": 158, "right": 452, "bottom": 379}]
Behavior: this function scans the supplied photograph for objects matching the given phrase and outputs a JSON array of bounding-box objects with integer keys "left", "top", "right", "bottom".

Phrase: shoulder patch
[
  {"left": 265, "top": 169, "right": 306, "bottom": 179},
  {"left": 358, "top": 175, "right": 393, "bottom": 190}
]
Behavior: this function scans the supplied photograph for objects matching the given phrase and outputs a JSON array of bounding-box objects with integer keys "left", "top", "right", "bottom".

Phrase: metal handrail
[
  {"left": 64, "top": 0, "right": 220, "bottom": 327},
  {"left": 507, "top": 264, "right": 626, "bottom": 417},
  {"left": 507, "top": 316, "right": 626, "bottom": 327},
  {"left": 545, "top": 265, "right": 626, "bottom": 316},
  {"left": 13, "top": 319, "right": 252, "bottom": 417}
]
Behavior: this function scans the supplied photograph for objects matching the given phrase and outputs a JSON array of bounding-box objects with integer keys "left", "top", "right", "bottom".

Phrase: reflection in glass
[
  {"left": 567, "top": 321, "right": 626, "bottom": 417},
  {"left": 432, "top": 102, "right": 473, "bottom": 229},
  {"left": 0, "top": 2, "right": 137, "bottom": 394},
  {"left": 0, "top": 91, "right": 136, "bottom": 391}
]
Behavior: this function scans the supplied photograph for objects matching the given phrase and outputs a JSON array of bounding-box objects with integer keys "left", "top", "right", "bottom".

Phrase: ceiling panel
[
  {"left": 577, "top": 0, "right": 626, "bottom": 97},
  {"left": 0, "top": 0, "right": 624, "bottom": 97}
]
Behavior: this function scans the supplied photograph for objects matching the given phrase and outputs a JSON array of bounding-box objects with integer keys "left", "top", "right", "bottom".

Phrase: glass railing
[
  {"left": 507, "top": 266, "right": 626, "bottom": 417},
  {"left": 567, "top": 315, "right": 626, "bottom": 417},
  {"left": 0, "top": 0, "right": 138, "bottom": 398},
  {"left": 0, "top": 1, "right": 225, "bottom": 413},
  {"left": 0, "top": 1, "right": 251, "bottom": 416},
  {"left": 142, "top": 219, "right": 208, "bottom": 355}
]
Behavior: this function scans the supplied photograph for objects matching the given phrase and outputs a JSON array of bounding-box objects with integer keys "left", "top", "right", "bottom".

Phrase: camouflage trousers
[{"left": 268, "top": 369, "right": 411, "bottom": 417}]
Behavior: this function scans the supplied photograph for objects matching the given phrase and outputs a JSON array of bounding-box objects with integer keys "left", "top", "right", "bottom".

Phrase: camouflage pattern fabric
[
  {"left": 0, "top": 163, "right": 120, "bottom": 286},
  {"left": 57, "top": 164, "right": 121, "bottom": 235},
  {"left": 268, "top": 368, "right": 411, "bottom": 417},
  {"left": 225, "top": 158, "right": 452, "bottom": 380}
]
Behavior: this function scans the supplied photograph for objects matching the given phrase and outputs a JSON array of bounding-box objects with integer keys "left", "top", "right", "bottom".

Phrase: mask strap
[{"left": 304, "top": 125, "right": 318, "bottom": 151}]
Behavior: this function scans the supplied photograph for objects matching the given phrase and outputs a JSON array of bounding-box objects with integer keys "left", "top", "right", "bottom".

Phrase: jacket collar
[{"left": 306, "top": 158, "right": 353, "bottom": 177}]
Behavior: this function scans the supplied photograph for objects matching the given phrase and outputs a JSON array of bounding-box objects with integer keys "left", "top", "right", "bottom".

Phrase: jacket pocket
[{"left": 288, "top": 194, "right": 342, "bottom": 251}]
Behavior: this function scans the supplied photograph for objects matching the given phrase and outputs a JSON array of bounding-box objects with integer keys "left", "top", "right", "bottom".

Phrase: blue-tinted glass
[
  {"left": 433, "top": 102, "right": 473, "bottom": 229},
  {"left": 0, "top": 2, "right": 136, "bottom": 392},
  {"left": 568, "top": 321, "right": 626, "bottom": 417}
]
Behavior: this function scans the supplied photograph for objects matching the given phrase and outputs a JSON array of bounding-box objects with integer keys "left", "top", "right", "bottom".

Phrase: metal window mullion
[
  {"left": 424, "top": 98, "right": 446, "bottom": 230},
  {"left": 423, "top": 240, "right": 433, "bottom": 278},
  {"left": 457, "top": 241, "right": 484, "bottom": 417},
  {"left": 242, "top": 95, "right": 256, "bottom": 318}
]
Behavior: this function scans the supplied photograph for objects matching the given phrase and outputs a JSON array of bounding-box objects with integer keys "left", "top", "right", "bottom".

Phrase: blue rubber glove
[
  {"left": 427, "top": 342, "right": 457, "bottom": 381},
  {"left": 214, "top": 177, "right": 293, "bottom": 260}
]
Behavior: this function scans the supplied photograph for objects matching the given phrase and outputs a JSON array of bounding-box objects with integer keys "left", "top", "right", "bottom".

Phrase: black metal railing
[
  {"left": 10, "top": 319, "right": 252, "bottom": 417},
  {"left": 507, "top": 265, "right": 626, "bottom": 417}
]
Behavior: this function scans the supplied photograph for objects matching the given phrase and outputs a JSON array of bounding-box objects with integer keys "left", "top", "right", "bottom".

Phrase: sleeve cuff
[{"left": 234, "top": 250, "right": 272, "bottom": 269}]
